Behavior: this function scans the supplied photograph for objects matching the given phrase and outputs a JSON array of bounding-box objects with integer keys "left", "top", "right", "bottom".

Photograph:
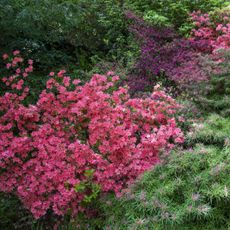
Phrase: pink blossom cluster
[
  {"left": 190, "top": 11, "right": 230, "bottom": 53},
  {"left": 2, "top": 50, "right": 33, "bottom": 91},
  {"left": 0, "top": 53, "right": 183, "bottom": 219},
  {"left": 173, "top": 10, "right": 230, "bottom": 84}
]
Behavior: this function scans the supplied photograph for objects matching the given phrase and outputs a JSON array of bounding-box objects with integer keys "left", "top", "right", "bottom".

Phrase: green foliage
[
  {"left": 83, "top": 184, "right": 101, "bottom": 204},
  {"left": 125, "top": 0, "right": 227, "bottom": 30},
  {"left": 187, "top": 114, "right": 230, "bottom": 147},
  {"left": 89, "top": 35, "right": 140, "bottom": 78},
  {"left": 210, "top": 4, "right": 230, "bottom": 24},
  {"left": 143, "top": 11, "right": 171, "bottom": 27},
  {"left": 96, "top": 142, "right": 230, "bottom": 229},
  {"left": 74, "top": 169, "right": 101, "bottom": 205},
  {"left": 0, "top": 193, "right": 34, "bottom": 229},
  {"left": 195, "top": 50, "right": 230, "bottom": 117},
  {"left": 0, "top": 0, "right": 127, "bottom": 72}
]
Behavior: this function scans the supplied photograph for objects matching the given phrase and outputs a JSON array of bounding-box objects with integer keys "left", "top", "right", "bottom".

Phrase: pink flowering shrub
[
  {"left": 190, "top": 10, "right": 230, "bottom": 53},
  {"left": 0, "top": 52, "right": 184, "bottom": 219},
  {"left": 186, "top": 10, "right": 230, "bottom": 86}
]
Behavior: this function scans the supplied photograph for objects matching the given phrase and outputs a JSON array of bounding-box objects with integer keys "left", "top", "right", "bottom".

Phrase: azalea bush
[
  {"left": 0, "top": 52, "right": 183, "bottom": 219},
  {"left": 190, "top": 9, "right": 230, "bottom": 53}
]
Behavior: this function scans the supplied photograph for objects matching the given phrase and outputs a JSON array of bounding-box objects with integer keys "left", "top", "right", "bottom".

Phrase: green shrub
[
  {"left": 143, "top": 11, "right": 171, "bottom": 27},
  {"left": 125, "top": 0, "right": 228, "bottom": 30},
  {"left": 0, "top": 193, "right": 34, "bottom": 230}
]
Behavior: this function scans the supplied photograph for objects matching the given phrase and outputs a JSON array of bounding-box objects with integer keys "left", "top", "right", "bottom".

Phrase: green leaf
[{"left": 74, "top": 183, "right": 86, "bottom": 193}]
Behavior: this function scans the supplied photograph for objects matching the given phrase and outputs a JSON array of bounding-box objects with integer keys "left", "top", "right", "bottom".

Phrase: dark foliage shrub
[
  {"left": 126, "top": 8, "right": 230, "bottom": 95},
  {"left": 0, "top": 0, "right": 127, "bottom": 72},
  {"left": 0, "top": 193, "right": 34, "bottom": 230}
]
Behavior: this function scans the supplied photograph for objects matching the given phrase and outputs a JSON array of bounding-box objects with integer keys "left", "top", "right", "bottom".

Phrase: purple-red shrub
[{"left": 0, "top": 52, "right": 184, "bottom": 219}]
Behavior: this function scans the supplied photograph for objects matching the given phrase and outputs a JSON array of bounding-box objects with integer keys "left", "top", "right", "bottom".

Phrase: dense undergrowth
[
  {"left": 0, "top": 0, "right": 230, "bottom": 229},
  {"left": 88, "top": 51, "right": 230, "bottom": 230}
]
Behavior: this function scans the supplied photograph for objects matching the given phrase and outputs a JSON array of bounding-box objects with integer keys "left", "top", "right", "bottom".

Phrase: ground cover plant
[{"left": 98, "top": 143, "right": 230, "bottom": 230}]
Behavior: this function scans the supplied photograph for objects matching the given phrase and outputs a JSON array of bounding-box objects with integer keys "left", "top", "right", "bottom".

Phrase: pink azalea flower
[
  {"left": 49, "top": 72, "right": 55, "bottom": 76},
  {"left": 28, "top": 59, "right": 33, "bottom": 65},
  {"left": 13, "top": 50, "right": 20, "bottom": 56},
  {"left": 2, "top": 54, "right": 9, "bottom": 60},
  {"left": 6, "top": 63, "right": 11, "bottom": 69}
]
